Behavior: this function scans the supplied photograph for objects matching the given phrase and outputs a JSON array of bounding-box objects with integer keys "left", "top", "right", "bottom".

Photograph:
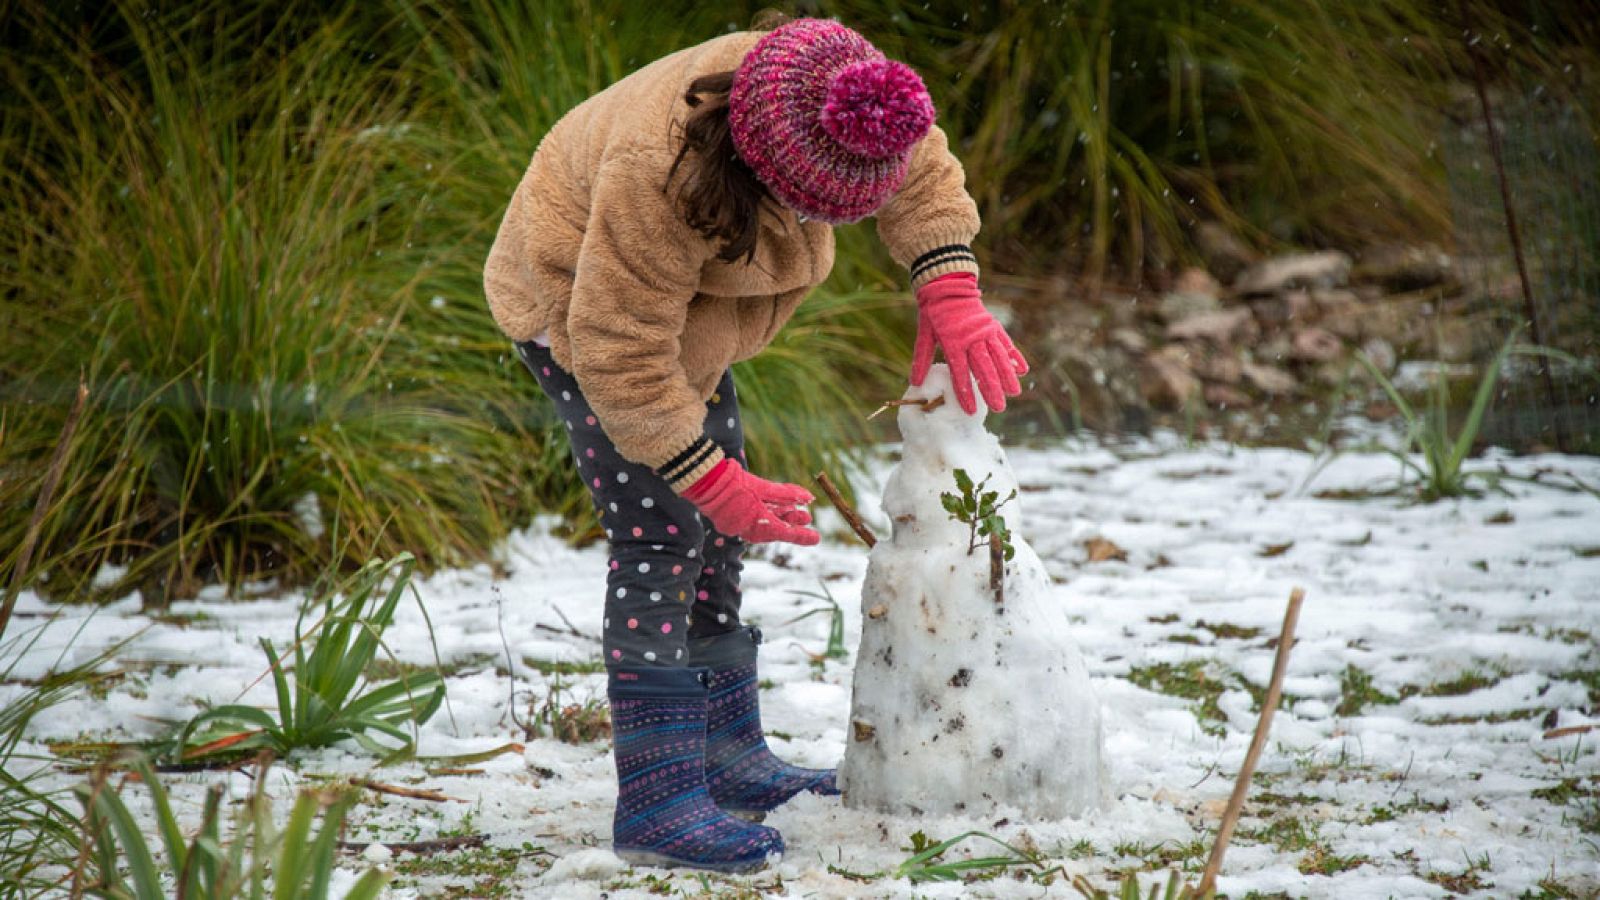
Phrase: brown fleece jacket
[{"left": 483, "top": 30, "right": 980, "bottom": 490}]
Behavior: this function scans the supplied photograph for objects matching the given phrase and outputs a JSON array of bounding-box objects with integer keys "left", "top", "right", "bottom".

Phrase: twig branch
[
  {"left": 1197, "top": 587, "right": 1305, "bottom": 896},
  {"left": 338, "top": 833, "right": 490, "bottom": 855},
  {"left": 1543, "top": 724, "right": 1594, "bottom": 740},
  {"left": 988, "top": 531, "right": 1005, "bottom": 605},
  {"left": 867, "top": 394, "right": 946, "bottom": 420},
  {"left": 1458, "top": 0, "right": 1567, "bottom": 451},
  {"left": 814, "top": 471, "right": 877, "bottom": 548},
  {"left": 355, "top": 778, "right": 461, "bottom": 803},
  {"left": 2, "top": 377, "right": 88, "bottom": 641}
]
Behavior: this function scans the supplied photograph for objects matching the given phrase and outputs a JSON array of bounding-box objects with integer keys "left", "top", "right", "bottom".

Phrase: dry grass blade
[{"left": 0, "top": 376, "right": 87, "bottom": 641}]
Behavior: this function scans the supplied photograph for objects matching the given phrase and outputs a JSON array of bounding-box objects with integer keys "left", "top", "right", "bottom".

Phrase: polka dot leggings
[{"left": 515, "top": 341, "right": 747, "bottom": 668}]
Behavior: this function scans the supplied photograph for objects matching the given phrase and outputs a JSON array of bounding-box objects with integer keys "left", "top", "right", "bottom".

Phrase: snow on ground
[{"left": 6, "top": 435, "right": 1600, "bottom": 898}]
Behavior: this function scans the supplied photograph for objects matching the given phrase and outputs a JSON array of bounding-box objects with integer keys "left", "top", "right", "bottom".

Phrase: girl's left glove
[{"left": 911, "top": 272, "right": 1028, "bottom": 414}]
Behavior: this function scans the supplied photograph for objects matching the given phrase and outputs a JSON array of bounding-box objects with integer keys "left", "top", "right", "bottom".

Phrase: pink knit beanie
[{"left": 729, "top": 18, "right": 936, "bottom": 225}]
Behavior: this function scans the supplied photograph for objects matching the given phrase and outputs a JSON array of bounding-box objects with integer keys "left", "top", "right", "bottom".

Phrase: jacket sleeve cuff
[
  {"left": 907, "top": 237, "right": 981, "bottom": 290},
  {"left": 653, "top": 433, "right": 728, "bottom": 495}
]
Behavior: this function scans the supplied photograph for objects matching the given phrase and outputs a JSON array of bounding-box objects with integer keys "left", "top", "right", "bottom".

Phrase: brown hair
[{"left": 666, "top": 11, "right": 792, "bottom": 265}]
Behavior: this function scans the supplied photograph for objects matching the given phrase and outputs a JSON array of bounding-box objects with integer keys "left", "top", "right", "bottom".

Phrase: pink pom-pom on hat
[
  {"left": 821, "top": 59, "right": 935, "bottom": 158},
  {"left": 729, "top": 18, "right": 936, "bottom": 224}
]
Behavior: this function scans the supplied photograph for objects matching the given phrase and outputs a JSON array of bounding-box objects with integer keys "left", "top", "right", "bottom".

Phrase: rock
[
  {"left": 1312, "top": 289, "right": 1366, "bottom": 340},
  {"left": 1290, "top": 327, "right": 1344, "bottom": 363},
  {"left": 1234, "top": 251, "right": 1353, "bottom": 296},
  {"left": 1352, "top": 243, "right": 1455, "bottom": 291},
  {"left": 361, "top": 843, "right": 394, "bottom": 865},
  {"left": 1109, "top": 327, "right": 1149, "bottom": 355},
  {"left": 1173, "top": 266, "right": 1222, "bottom": 299},
  {"left": 1361, "top": 299, "right": 1423, "bottom": 352},
  {"left": 1194, "top": 222, "right": 1259, "bottom": 283},
  {"left": 1139, "top": 348, "right": 1201, "bottom": 410},
  {"left": 1166, "top": 307, "right": 1256, "bottom": 344},
  {"left": 1192, "top": 347, "right": 1244, "bottom": 385},
  {"left": 1158, "top": 289, "right": 1221, "bottom": 324},
  {"left": 1204, "top": 383, "right": 1253, "bottom": 409},
  {"left": 1257, "top": 335, "right": 1293, "bottom": 366},
  {"left": 1285, "top": 289, "right": 1316, "bottom": 323},
  {"left": 1242, "top": 361, "right": 1298, "bottom": 395},
  {"left": 1435, "top": 318, "right": 1480, "bottom": 363},
  {"left": 1359, "top": 338, "right": 1397, "bottom": 375}
]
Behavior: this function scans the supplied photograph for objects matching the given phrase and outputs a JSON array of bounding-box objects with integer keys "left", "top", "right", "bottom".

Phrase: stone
[
  {"left": 1193, "top": 348, "right": 1244, "bottom": 385},
  {"left": 1285, "top": 289, "right": 1317, "bottom": 323},
  {"left": 1256, "top": 335, "right": 1294, "bottom": 366},
  {"left": 1312, "top": 289, "right": 1366, "bottom": 340},
  {"left": 1158, "top": 290, "right": 1221, "bottom": 324},
  {"left": 1140, "top": 348, "right": 1201, "bottom": 410},
  {"left": 1290, "top": 327, "right": 1344, "bottom": 363},
  {"left": 1172, "top": 266, "right": 1222, "bottom": 299},
  {"left": 1352, "top": 243, "right": 1454, "bottom": 291},
  {"left": 1233, "top": 251, "right": 1353, "bottom": 296},
  {"left": 1194, "top": 221, "right": 1259, "bottom": 283},
  {"left": 1109, "top": 327, "right": 1149, "bottom": 355},
  {"left": 1359, "top": 338, "right": 1397, "bottom": 375},
  {"left": 1166, "top": 307, "right": 1256, "bottom": 344},
  {"left": 1204, "top": 383, "right": 1253, "bottom": 409},
  {"left": 1242, "top": 361, "right": 1298, "bottom": 395}
]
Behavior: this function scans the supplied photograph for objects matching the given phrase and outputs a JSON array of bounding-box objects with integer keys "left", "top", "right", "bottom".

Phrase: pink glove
[
  {"left": 912, "top": 272, "right": 1028, "bottom": 414},
  {"left": 682, "top": 459, "right": 820, "bottom": 546}
]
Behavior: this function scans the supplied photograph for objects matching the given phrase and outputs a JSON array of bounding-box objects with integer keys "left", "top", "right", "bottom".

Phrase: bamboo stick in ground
[
  {"left": 1197, "top": 587, "right": 1306, "bottom": 896},
  {"left": 814, "top": 470, "right": 877, "bottom": 548}
]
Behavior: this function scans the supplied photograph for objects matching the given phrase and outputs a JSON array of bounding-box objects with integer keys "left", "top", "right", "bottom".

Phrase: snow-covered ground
[{"left": 7, "top": 436, "right": 1600, "bottom": 898}]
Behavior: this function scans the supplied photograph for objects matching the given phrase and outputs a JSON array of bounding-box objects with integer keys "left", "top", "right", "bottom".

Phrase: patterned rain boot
[
  {"left": 608, "top": 667, "right": 784, "bottom": 872},
  {"left": 690, "top": 627, "right": 840, "bottom": 818}
]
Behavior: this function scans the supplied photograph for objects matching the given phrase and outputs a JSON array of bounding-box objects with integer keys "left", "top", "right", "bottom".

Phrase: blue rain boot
[
  {"left": 608, "top": 666, "right": 784, "bottom": 872},
  {"left": 690, "top": 627, "right": 840, "bottom": 818}
]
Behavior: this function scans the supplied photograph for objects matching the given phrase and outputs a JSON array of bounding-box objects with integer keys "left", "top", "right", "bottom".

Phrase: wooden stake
[
  {"left": 814, "top": 471, "right": 877, "bottom": 548},
  {"left": 1197, "top": 587, "right": 1305, "bottom": 896}
]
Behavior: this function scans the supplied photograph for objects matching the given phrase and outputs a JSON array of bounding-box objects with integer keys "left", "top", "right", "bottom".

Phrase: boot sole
[{"left": 614, "top": 846, "right": 777, "bottom": 874}]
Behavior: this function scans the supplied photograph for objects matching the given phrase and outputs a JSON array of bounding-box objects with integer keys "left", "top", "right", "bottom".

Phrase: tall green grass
[
  {"left": 74, "top": 757, "right": 387, "bottom": 899},
  {"left": 0, "top": 622, "right": 130, "bottom": 897},
  {"left": 0, "top": 3, "right": 537, "bottom": 599}
]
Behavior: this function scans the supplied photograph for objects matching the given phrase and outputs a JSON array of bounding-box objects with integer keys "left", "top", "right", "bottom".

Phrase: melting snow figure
[{"left": 839, "top": 364, "right": 1108, "bottom": 819}]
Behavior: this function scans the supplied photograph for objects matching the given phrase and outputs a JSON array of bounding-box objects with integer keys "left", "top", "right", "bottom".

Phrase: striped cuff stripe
[
  {"left": 658, "top": 435, "right": 712, "bottom": 478},
  {"left": 910, "top": 244, "right": 977, "bottom": 280},
  {"left": 661, "top": 441, "right": 720, "bottom": 486},
  {"left": 911, "top": 251, "right": 978, "bottom": 279}
]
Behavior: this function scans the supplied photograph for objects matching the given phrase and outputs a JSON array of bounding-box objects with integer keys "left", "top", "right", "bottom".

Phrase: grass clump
[
  {"left": 0, "top": 1, "right": 544, "bottom": 602},
  {"left": 1335, "top": 665, "right": 1399, "bottom": 716},
  {"left": 1354, "top": 333, "right": 1571, "bottom": 501},
  {"left": 72, "top": 756, "right": 387, "bottom": 899},
  {"left": 1127, "top": 659, "right": 1229, "bottom": 736},
  {"left": 173, "top": 554, "right": 445, "bottom": 762},
  {"left": 0, "top": 623, "right": 130, "bottom": 896}
]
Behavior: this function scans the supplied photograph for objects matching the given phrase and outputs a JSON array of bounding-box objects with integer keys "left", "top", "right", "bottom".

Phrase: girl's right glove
[
  {"left": 912, "top": 272, "right": 1028, "bottom": 414},
  {"left": 682, "top": 459, "right": 820, "bottom": 546}
]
